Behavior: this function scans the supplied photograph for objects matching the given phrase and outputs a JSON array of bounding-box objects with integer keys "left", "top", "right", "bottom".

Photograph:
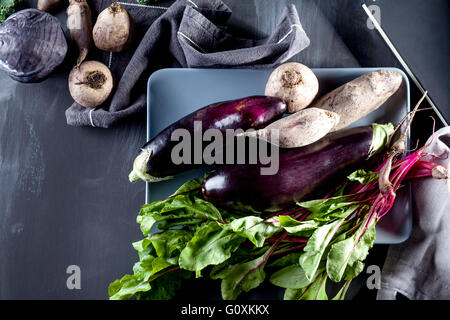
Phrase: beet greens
[{"left": 109, "top": 93, "right": 448, "bottom": 300}]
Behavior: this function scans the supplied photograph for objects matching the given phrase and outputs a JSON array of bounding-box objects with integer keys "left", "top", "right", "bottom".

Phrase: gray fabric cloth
[
  {"left": 65, "top": 0, "right": 310, "bottom": 128},
  {"left": 377, "top": 127, "right": 450, "bottom": 300}
]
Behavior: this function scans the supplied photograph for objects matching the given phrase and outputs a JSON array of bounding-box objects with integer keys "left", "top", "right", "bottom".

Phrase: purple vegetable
[
  {"left": 202, "top": 124, "right": 394, "bottom": 211},
  {"left": 0, "top": 9, "right": 68, "bottom": 83},
  {"left": 129, "top": 96, "right": 287, "bottom": 183}
]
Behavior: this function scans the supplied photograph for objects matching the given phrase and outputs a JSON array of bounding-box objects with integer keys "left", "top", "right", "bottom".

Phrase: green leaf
[
  {"left": 278, "top": 216, "right": 322, "bottom": 236},
  {"left": 299, "top": 218, "right": 345, "bottom": 281},
  {"left": 137, "top": 193, "right": 224, "bottom": 236},
  {"left": 209, "top": 246, "right": 269, "bottom": 280},
  {"left": 173, "top": 177, "right": 204, "bottom": 194},
  {"left": 283, "top": 288, "right": 300, "bottom": 300},
  {"left": 0, "top": 0, "right": 21, "bottom": 23},
  {"left": 347, "top": 169, "right": 380, "bottom": 185},
  {"left": 149, "top": 229, "right": 193, "bottom": 261},
  {"left": 369, "top": 123, "right": 394, "bottom": 157},
  {"left": 108, "top": 273, "right": 151, "bottom": 300},
  {"left": 323, "top": 204, "right": 360, "bottom": 222},
  {"left": 213, "top": 250, "right": 270, "bottom": 300},
  {"left": 296, "top": 195, "right": 360, "bottom": 224},
  {"left": 109, "top": 232, "right": 184, "bottom": 301},
  {"left": 297, "top": 196, "right": 359, "bottom": 220},
  {"left": 298, "top": 273, "right": 329, "bottom": 300},
  {"left": 109, "top": 253, "right": 172, "bottom": 300},
  {"left": 178, "top": 222, "right": 245, "bottom": 273},
  {"left": 224, "top": 216, "right": 282, "bottom": 247},
  {"left": 283, "top": 272, "right": 328, "bottom": 300},
  {"left": 326, "top": 218, "right": 376, "bottom": 282},
  {"left": 136, "top": 269, "right": 192, "bottom": 300},
  {"left": 109, "top": 246, "right": 187, "bottom": 300},
  {"left": 132, "top": 238, "right": 152, "bottom": 253},
  {"left": 138, "top": 181, "right": 200, "bottom": 221},
  {"left": 270, "top": 264, "right": 312, "bottom": 289},
  {"left": 132, "top": 255, "right": 172, "bottom": 279},
  {"left": 109, "top": 228, "right": 194, "bottom": 300},
  {"left": 267, "top": 252, "right": 301, "bottom": 268},
  {"left": 161, "top": 196, "right": 224, "bottom": 222},
  {"left": 136, "top": 177, "right": 224, "bottom": 235},
  {"left": 226, "top": 201, "right": 263, "bottom": 215}
]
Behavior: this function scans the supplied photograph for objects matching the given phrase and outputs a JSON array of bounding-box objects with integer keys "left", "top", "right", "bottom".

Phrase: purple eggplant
[
  {"left": 202, "top": 124, "right": 394, "bottom": 211},
  {"left": 129, "top": 96, "right": 287, "bottom": 183}
]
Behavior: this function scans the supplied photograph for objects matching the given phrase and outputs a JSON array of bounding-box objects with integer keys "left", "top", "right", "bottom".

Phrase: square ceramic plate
[{"left": 146, "top": 68, "right": 411, "bottom": 244}]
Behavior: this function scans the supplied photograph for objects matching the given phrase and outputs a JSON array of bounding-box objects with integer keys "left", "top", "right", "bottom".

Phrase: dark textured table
[{"left": 0, "top": 0, "right": 448, "bottom": 299}]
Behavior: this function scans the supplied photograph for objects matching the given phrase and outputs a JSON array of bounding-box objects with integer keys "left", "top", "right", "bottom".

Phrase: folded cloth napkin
[
  {"left": 377, "top": 126, "right": 450, "bottom": 300},
  {"left": 65, "top": 0, "right": 310, "bottom": 128}
]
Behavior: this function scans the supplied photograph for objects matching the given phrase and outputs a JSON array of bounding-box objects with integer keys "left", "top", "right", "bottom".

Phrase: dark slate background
[{"left": 0, "top": 0, "right": 448, "bottom": 299}]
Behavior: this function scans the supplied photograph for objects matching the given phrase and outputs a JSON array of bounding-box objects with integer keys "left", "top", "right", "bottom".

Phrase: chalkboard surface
[{"left": 0, "top": 0, "right": 447, "bottom": 299}]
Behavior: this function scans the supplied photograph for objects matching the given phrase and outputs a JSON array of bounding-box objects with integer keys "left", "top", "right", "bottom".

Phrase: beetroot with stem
[{"left": 67, "top": 0, "right": 93, "bottom": 66}]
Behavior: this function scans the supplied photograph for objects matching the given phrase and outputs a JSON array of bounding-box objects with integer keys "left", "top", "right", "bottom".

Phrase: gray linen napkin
[
  {"left": 65, "top": 0, "right": 310, "bottom": 128},
  {"left": 377, "top": 126, "right": 450, "bottom": 300}
]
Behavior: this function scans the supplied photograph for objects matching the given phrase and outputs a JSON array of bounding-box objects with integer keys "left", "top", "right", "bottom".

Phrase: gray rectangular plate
[{"left": 147, "top": 67, "right": 411, "bottom": 244}]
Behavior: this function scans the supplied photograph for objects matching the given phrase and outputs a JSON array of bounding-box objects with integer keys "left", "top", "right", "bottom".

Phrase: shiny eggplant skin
[
  {"left": 202, "top": 126, "right": 374, "bottom": 211},
  {"left": 129, "top": 96, "right": 286, "bottom": 182},
  {"left": 0, "top": 9, "right": 67, "bottom": 83}
]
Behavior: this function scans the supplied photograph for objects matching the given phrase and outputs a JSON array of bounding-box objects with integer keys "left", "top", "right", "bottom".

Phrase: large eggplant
[
  {"left": 129, "top": 96, "right": 287, "bottom": 183},
  {"left": 0, "top": 9, "right": 67, "bottom": 83},
  {"left": 202, "top": 124, "right": 394, "bottom": 211}
]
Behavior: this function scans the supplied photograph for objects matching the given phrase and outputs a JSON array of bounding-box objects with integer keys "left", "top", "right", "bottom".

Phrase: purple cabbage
[{"left": 0, "top": 9, "right": 67, "bottom": 83}]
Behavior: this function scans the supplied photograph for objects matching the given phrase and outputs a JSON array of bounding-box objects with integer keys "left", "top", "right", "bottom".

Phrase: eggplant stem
[{"left": 129, "top": 148, "right": 173, "bottom": 183}]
